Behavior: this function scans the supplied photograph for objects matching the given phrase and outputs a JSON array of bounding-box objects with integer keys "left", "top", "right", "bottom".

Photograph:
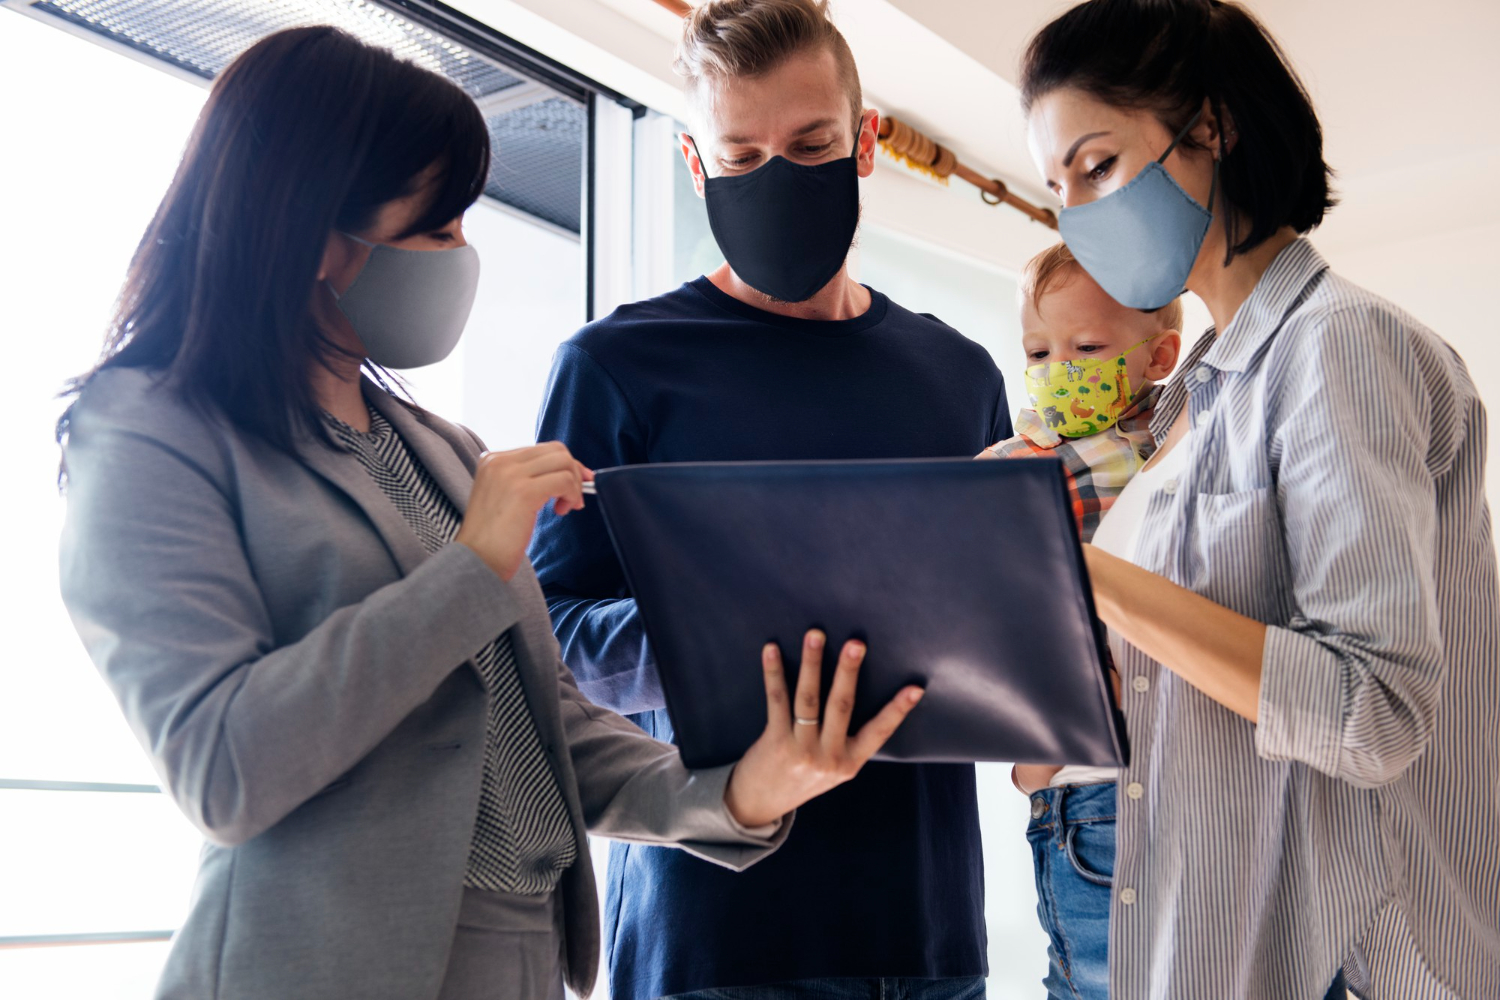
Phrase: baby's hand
[
  {"left": 1013, "top": 763, "right": 1063, "bottom": 794},
  {"left": 975, "top": 446, "right": 999, "bottom": 460}
]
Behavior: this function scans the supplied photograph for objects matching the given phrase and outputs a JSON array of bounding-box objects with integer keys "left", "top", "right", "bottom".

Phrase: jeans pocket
[{"left": 1064, "top": 821, "right": 1114, "bottom": 887}]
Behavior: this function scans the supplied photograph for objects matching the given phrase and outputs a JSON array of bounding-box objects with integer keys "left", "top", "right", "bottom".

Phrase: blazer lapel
[
  {"left": 356, "top": 389, "right": 572, "bottom": 766},
  {"left": 296, "top": 383, "right": 483, "bottom": 579},
  {"left": 295, "top": 431, "right": 432, "bottom": 577},
  {"left": 367, "top": 385, "right": 476, "bottom": 518}
]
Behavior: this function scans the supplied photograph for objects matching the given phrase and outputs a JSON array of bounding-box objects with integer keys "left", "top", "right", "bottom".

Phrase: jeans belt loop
[{"left": 1054, "top": 784, "right": 1068, "bottom": 848}]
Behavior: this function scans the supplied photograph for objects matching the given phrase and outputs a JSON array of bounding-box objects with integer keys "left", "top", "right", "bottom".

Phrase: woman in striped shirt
[{"left": 1017, "top": 1, "right": 1500, "bottom": 997}]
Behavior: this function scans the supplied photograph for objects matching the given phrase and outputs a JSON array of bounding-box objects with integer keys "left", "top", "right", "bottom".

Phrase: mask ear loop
[
  {"left": 1211, "top": 99, "right": 1234, "bottom": 265},
  {"left": 325, "top": 231, "right": 379, "bottom": 302},
  {"left": 685, "top": 134, "right": 710, "bottom": 181},
  {"left": 1159, "top": 106, "right": 1222, "bottom": 255},
  {"left": 1158, "top": 106, "right": 1219, "bottom": 212},
  {"left": 1157, "top": 108, "right": 1204, "bottom": 165}
]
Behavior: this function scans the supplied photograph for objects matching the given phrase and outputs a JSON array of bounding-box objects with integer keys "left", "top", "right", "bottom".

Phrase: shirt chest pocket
[{"left": 1184, "top": 486, "right": 1294, "bottom": 621}]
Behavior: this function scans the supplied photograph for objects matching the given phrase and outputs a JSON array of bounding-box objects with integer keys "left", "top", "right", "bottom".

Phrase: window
[
  {"left": 0, "top": 1, "right": 605, "bottom": 992},
  {"left": 0, "top": 15, "right": 211, "bottom": 991}
]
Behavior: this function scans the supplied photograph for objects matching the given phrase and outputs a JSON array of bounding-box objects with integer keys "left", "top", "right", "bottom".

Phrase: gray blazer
[{"left": 57, "top": 368, "right": 785, "bottom": 1000}]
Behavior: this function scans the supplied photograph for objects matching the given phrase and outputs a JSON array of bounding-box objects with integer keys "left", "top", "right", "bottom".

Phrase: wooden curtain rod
[
  {"left": 646, "top": 0, "right": 1057, "bottom": 230},
  {"left": 877, "top": 117, "right": 1057, "bottom": 229}
]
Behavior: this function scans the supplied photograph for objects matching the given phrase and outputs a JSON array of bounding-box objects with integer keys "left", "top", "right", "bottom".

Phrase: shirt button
[
  {"left": 1132, "top": 675, "right": 1150, "bottom": 693},
  {"left": 1030, "top": 796, "right": 1049, "bottom": 820},
  {"left": 1126, "top": 782, "right": 1144, "bottom": 800},
  {"left": 1162, "top": 479, "right": 1179, "bottom": 495},
  {"left": 1195, "top": 367, "right": 1214, "bottom": 384},
  {"left": 1119, "top": 887, "right": 1138, "bottom": 905}
]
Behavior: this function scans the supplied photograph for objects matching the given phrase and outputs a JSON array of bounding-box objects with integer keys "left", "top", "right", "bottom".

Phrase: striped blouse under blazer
[{"left": 1108, "top": 239, "right": 1500, "bottom": 999}]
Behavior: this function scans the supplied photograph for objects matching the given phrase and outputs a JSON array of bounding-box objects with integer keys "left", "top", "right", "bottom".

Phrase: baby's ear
[{"left": 1145, "top": 330, "right": 1183, "bottom": 381}]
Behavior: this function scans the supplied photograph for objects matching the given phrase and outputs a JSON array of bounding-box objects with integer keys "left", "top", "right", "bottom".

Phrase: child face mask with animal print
[{"left": 1023, "top": 337, "right": 1153, "bottom": 439}]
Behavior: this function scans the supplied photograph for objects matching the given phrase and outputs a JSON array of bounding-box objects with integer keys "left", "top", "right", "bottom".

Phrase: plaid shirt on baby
[{"left": 985, "top": 384, "right": 1162, "bottom": 543}]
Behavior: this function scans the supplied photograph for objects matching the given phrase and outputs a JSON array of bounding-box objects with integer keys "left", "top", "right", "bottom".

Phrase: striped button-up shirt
[{"left": 1109, "top": 239, "right": 1500, "bottom": 999}]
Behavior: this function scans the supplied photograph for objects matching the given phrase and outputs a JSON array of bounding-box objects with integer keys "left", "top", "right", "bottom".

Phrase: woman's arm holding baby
[{"left": 1083, "top": 544, "right": 1266, "bottom": 722}]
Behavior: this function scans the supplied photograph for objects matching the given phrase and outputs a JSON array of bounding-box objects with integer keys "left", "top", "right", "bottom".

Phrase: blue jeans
[
  {"left": 1026, "top": 782, "right": 1115, "bottom": 1000},
  {"left": 660, "top": 976, "right": 986, "bottom": 1000}
]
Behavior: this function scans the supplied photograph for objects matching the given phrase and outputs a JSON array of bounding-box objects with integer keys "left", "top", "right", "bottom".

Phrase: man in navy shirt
[{"left": 530, "top": 2, "right": 1010, "bottom": 998}]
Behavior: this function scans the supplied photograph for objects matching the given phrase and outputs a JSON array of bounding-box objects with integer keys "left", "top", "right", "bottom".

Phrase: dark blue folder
[{"left": 591, "top": 457, "right": 1127, "bottom": 770}]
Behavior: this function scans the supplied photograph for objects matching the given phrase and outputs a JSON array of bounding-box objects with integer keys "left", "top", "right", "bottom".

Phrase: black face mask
[{"left": 689, "top": 133, "right": 861, "bottom": 303}]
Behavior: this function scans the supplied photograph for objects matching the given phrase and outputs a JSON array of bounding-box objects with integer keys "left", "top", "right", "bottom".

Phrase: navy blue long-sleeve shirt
[{"left": 530, "top": 276, "right": 1011, "bottom": 1000}]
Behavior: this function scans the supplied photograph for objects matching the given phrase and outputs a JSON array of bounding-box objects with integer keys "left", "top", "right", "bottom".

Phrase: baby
[
  {"left": 983, "top": 241, "right": 1181, "bottom": 540},
  {"left": 981, "top": 241, "right": 1181, "bottom": 999}
]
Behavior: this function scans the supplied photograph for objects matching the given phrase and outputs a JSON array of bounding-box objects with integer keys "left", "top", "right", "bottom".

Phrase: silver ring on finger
[{"left": 794, "top": 717, "right": 819, "bottom": 726}]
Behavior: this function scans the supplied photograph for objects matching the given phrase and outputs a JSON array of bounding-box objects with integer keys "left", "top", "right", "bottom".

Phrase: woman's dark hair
[
  {"left": 61, "top": 26, "right": 490, "bottom": 453},
  {"left": 1021, "top": 0, "right": 1335, "bottom": 261}
]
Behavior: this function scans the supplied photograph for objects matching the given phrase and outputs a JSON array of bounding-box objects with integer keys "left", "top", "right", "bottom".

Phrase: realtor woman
[
  {"left": 1017, "top": 1, "right": 1500, "bottom": 998},
  {"left": 55, "top": 27, "right": 922, "bottom": 1000}
]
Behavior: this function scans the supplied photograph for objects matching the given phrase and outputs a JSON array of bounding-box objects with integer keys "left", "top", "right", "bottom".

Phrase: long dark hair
[
  {"left": 1020, "top": 0, "right": 1335, "bottom": 261},
  {"left": 60, "top": 26, "right": 490, "bottom": 453}
]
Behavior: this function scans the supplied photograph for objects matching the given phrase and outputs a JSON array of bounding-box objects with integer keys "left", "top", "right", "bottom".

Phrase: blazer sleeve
[
  {"left": 551, "top": 652, "right": 789, "bottom": 870},
  {"left": 528, "top": 342, "right": 665, "bottom": 715},
  {"left": 58, "top": 387, "right": 525, "bottom": 847}
]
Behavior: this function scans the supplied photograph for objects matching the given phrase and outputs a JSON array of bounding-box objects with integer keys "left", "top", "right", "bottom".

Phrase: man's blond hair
[
  {"left": 673, "top": 0, "right": 863, "bottom": 134},
  {"left": 1021, "top": 242, "right": 1184, "bottom": 332}
]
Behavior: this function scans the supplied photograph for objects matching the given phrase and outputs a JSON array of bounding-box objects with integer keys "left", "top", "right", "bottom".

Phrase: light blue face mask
[
  {"left": 327, "top": 232, "right": 481, "bottom": 369},
  {"left": 1058, "top": 110, "right": 1218, "bottom": 311}
]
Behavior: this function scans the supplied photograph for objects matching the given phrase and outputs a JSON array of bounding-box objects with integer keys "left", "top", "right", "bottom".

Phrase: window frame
[{"left": 2, "top": 0, "right": 641, "bottom": 957}]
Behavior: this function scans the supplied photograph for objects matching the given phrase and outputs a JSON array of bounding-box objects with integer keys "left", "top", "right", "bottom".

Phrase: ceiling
[
  {"left": 575, "top": 0, "right": 1500, "bottom": 257},
  {"left": 882, "top": 0, "right": 1500, "bottom": 253},
  {"left": 884, "top": 0, "right": 1498, "bottom": 180}
]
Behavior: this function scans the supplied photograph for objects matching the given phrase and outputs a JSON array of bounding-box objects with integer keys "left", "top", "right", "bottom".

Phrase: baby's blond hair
[{"left": 1021, "top": 242, "right": 1183, "bottom": 332}]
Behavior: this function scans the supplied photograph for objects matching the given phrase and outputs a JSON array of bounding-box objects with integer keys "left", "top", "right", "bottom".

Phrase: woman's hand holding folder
[{"left": 723, "top": 629, "right": 926, "bottom": 828}]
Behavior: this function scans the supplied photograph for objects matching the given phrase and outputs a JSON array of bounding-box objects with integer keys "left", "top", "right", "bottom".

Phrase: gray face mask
[{"left": 327, "top": 233, "right": 481, "bottom": 369}]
